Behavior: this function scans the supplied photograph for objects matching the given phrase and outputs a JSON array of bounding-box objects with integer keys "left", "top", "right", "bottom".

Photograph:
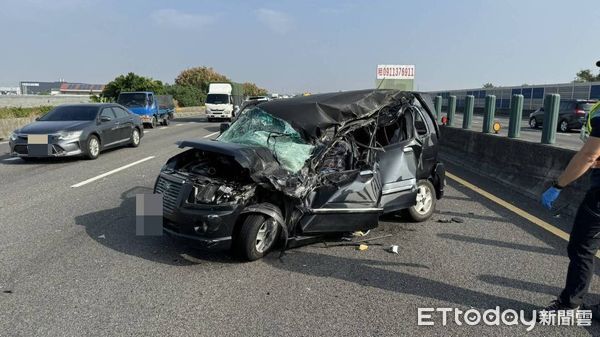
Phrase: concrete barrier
[
  {"left": 0, "top": 116, "right": 37, "bottom": 140},
  {"left": 439, "top": 126, "right": 587, "bottom": 216}
]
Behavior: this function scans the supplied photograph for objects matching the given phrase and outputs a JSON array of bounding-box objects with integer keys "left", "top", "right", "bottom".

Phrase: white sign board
[{"left": 376, "top": 65, "right": 415, "bottom": 79}]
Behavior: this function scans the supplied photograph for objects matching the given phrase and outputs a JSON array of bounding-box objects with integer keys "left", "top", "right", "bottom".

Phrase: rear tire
[
  {"left": 84, "top": 135, "right": 100, "bottom": 160},
  {"left": 237, "top": 214, "right": 279, "bottom": 261},
  {"left": 407, "top": 180, "right": 436, "bottom": 222},
  {"left": 162, "top": 117, "right": 170, "bottom": 126},
  {"left": 149, "top": 116, "right": 157, "bottom": 129},
  {"left": 130, "top": 128, "right": 140, "bottom": 147},
  {"left": 558, "top": 119, "right": 569, "bottom": 133}
]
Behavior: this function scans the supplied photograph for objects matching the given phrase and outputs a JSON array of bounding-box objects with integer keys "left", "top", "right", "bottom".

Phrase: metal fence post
[
  {"left": 434, "top": 95, "right": 443, "bottom": 123},
  {"left": 541, "top": 94, "right": 560, "bottom": 144},
  {"left": 508, "top": 94, "right": 524, "bottom": 138},
  {"left": 463, "top": 95, "right": 474, "bottom": 129},
  {"left": 447, "top": 96, "right": 456, "bottom": 126},
  {"left": 482, "top": 95, "right": 496, "bottom": 133}
]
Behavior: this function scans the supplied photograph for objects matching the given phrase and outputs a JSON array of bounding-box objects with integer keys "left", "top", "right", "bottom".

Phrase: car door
[
  {"left": 111, "top": 106, "right": 134, "bottom": 142},
  {"left": 98, "top": 107, "right": 119, "bottom": 146},
  {"left": 299, "top": 144, "right": 383, "bottom": 234},
  {"left": 376, "top": 108, "right": 419, "bottom": 213}
]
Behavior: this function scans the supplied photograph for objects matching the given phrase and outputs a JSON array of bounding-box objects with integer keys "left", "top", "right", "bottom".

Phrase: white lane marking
[
  {"left": 3, "top": 157, "right": 20, "bottom": 161},
  {"left": 0, "top": 141, "right": 8, "bottom": 145},
  {"left": 144, "top": 130, "right": 151, "bottom": 134},
  {"left": 175, "top": 123, "right": 184, "bottom": 127},
  {"left": 71, "top": 156, "right": 155, "bottom": 188},
  {"left": 203, "top": 131, "right": 220, "bottom": 139}
]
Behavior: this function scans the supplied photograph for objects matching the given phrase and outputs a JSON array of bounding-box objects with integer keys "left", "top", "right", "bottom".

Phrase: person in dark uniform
[{"left": 541, "top": 100, "right": 600, "bottom": 313}]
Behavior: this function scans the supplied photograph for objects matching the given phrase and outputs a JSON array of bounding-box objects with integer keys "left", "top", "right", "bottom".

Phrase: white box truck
[{"left": 205, "top": 82, "right": 244, "bottom": 122}]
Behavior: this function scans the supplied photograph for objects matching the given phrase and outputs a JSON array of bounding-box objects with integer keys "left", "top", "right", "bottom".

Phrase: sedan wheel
[
  {"left": 85, "top": 135, "right": 100, "bottom": 160},
  {"left": 407, "top": 180, "right": 436, "bottom": 222},
  {"left": 130, "top": 128, "right": 140, "bottom": 147}
]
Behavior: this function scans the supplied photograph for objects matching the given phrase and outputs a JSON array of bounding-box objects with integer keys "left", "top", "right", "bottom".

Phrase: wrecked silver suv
[{"left": 154, "top": 90, "right": 445, "bottom": 260}]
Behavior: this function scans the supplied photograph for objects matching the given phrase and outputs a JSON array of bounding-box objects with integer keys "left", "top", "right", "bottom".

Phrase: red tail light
[{"left": 575, "top": 109, "right": 586, "bottom": 115}]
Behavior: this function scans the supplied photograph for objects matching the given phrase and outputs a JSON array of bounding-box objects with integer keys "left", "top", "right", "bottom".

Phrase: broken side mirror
[{"left": 220, "top": 123, "right": 230, "bottom": 134}]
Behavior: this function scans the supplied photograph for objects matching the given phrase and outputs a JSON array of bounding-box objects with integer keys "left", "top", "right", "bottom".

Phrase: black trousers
[{"left": 559, "top": 188, "right": 600, "bottom": 307}]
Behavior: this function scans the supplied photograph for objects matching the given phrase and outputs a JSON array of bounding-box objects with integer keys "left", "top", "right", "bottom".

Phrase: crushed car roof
[{"left": 258, "top": 89, "right": 417, "bottom": 140}]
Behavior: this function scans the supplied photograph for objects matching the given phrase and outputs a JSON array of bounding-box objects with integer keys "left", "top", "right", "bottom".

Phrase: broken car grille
[{"left": 155, "top": 176, "right": 184, "bottom": 214}]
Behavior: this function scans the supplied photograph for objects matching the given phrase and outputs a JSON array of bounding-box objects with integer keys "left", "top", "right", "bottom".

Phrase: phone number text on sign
[{"left": 377, "top": 65, "right": 415, "bottom": 79}]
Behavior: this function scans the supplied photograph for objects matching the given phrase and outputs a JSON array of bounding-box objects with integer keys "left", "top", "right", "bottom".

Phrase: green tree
[
  {"left": 482, "top": 83, "right": 494, "bottom": 88},
  {"left": 102, "top": 72, "right": 165, "bottom": 100},
  {"left": 243, "top": 82, "right": 269, "bottom": 96},
  {"left": 574, "top": 69, "right": 600, "bottom": 83},
  {"left": 164, "top": 84, "right": 204, "bottom": 107},
  {"left": 175, "top": 66, "right": 230, "bottom": 93}
]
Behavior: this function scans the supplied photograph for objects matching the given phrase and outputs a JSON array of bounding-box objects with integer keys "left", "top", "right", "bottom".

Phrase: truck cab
[{"left": 117, "top": 91, "right": 169, "bottom": 128}]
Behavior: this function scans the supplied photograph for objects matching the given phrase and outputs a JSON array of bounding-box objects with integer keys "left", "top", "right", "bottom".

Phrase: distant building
[{"left": 19, "top": 81, "right": 105, "bottom": 95}]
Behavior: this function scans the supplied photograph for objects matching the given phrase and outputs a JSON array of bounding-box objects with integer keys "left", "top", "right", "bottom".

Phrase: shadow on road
[
  {"left": 438, "top": 233, "right": 562, "bottom": 257},
  {"left": 268, "top": 250, "right": 537, "bottom": 312},
  {"left": 74, "top": 186, "right": 237, "bottom": 266}
]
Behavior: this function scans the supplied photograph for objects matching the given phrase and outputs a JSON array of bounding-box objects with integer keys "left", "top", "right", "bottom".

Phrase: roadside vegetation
[{"left": 0, "top": 106, "right": 52, "bottom": 119}]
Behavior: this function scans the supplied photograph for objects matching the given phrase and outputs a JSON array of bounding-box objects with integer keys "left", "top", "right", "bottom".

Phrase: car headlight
[
  {"left": 58, "top": 130, "right": 83, "bottom": 140},
  {"left": 205, "top": 107, "right": 211, "bottom": 113},
  {"left": 9, "top": 131, "right": 18, "bottom": 141}
]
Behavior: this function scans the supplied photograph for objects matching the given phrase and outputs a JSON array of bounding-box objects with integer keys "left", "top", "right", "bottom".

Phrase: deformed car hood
[{"left": 178, "top": 139, "right": 308, "bottom": 197}]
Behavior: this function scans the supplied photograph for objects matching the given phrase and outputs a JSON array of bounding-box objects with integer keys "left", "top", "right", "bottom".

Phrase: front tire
[
  {"left": 130, "top": 128, "right": 140, "bottom": 147},
  {"left": 148, "top": 116, "right": 157, "bottom": 129},
  {"left": 407, "top": 180, "right": 436, "bottom": 222},
  {"left": 237, "top": 214, "right": 279, "bottom": 261},
  {"left": 85, "top": 135, "right": 100, "bottom": 160}
]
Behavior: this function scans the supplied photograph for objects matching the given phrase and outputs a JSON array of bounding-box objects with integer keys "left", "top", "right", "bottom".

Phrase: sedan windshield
[
  {"left": 38, "top": 105, "right": 99, "bottom": 121},
  {"left": 218, "top": 108, "right": 314, "bottom": 173}
]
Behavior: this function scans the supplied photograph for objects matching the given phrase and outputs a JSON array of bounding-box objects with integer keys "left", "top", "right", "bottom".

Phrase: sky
[{"left": 1, "top": 0, "right": 599, "bottom": 93}]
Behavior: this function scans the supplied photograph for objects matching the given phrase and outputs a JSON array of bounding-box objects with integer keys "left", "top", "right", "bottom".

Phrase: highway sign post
[{"left": 434, "top": 96, "right": 443, "bottom": 123}]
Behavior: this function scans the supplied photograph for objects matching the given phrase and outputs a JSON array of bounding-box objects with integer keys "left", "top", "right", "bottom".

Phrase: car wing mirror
[{"left": 35, "top": 117, "right": 40, "bottom": 121}]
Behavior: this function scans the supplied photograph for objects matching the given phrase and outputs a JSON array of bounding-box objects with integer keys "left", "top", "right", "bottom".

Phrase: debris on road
[
  {"left": 388, "top": 245, "right": 400, "bottom": 254},
  {"left": 451, "top": 217, "right": 465, "bottom": 223},
  {"left": 437, "top": 218, "right": 452, "bottom": 223},
  {"left": 357, "top": 244, "right": 368, "bottom": 251},
  {"left": 98, "top": 234, "right": 106, "bottom": 239}
]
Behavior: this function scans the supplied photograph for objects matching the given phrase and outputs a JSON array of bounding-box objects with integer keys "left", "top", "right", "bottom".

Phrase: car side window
[
  {"left": 147, "top": 94, "right": 153, "bottom": 106},
  {"left": 100, "top": 107, "right": 116, "bottom": 119},
  {"left": 112, "top": 107, "right": 130, "bottom": 119}
]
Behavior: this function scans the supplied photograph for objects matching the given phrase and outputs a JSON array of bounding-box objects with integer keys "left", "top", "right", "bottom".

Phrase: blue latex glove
[{"left": 541, "top": 187, "right": 561, "bottom": 210}]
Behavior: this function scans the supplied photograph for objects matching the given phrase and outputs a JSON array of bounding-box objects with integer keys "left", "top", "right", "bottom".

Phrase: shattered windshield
[{"left": 217, "top": 107, "right": 314, "bottom": 173}]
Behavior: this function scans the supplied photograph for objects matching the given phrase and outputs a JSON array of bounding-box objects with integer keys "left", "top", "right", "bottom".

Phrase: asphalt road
[
  {"left": 1, "top": 115, "right": 599, "bottom": 336},
  {"left": 449, "top": 113, "right": 584, "bottom": 151}
]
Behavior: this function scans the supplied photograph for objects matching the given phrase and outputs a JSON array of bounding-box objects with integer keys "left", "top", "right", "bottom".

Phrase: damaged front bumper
[{"left": 155, "top": 172, "right": 245, "bottom": 250}]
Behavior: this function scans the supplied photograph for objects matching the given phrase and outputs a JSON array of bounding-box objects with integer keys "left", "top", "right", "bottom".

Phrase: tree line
[{"left": 97, "top": 66, "right": 268, "bottom": 107}]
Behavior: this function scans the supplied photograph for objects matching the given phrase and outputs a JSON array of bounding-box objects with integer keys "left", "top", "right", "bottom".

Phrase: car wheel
[
  {"left": 162, "top": 117, "right": 170, "bottom": 126},
  {"left": 529, "top": 117, "right": 538, "bottom": 129},
  {"left": 85, "top": 135, "right": 100, "bottom": 160},
  {"left": 148, "top": 116, "right": 157, "bottom": 129},
  {"left": 168, "top": 112, "right": 174, "bottom": 120},
  {"left": 238, "top": 214, "right": 279, "bottom": 261},
  {"left": 207, "top": 117, "right": 213, "bottom": 123},
  {"left": 559, "top": 119, "right": 569, "bottom": 133},
  {"left": 408, "top": 180, "right": 436, "bottom": 222},
  {"left": 130, "top": 128, "right": 140, "bottom": 147}
]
